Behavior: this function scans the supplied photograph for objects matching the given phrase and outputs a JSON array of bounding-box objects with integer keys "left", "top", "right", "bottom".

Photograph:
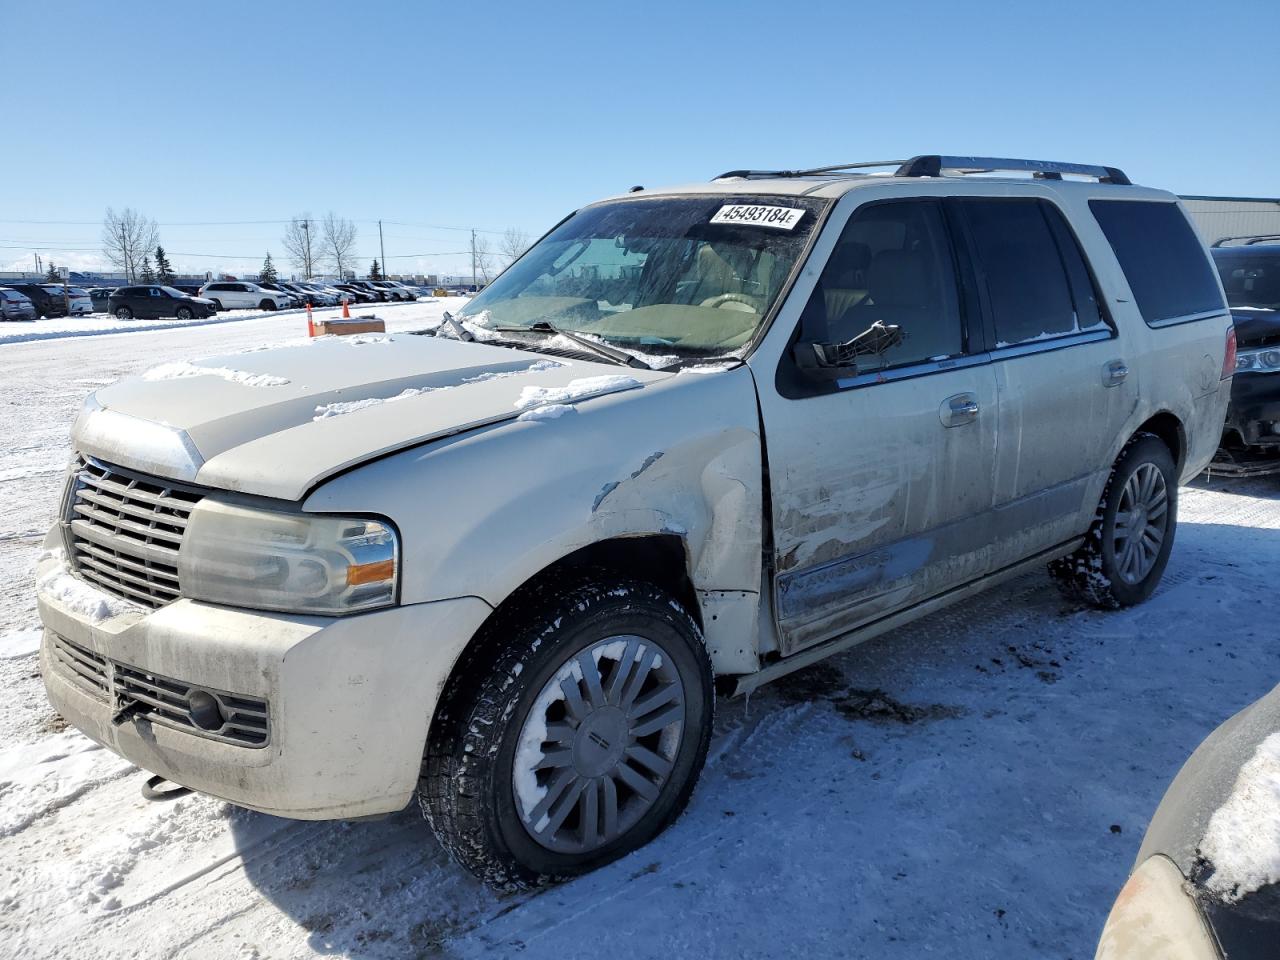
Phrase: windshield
[
  {"left": 458, "top": 195, "right": 827, "bottom": 357},
  {"left": 1215, "top": 251, "right": 1280, "bottom": 311}
]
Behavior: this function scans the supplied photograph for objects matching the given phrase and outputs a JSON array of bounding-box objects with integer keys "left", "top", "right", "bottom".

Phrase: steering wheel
[{"left": 699, "top": 292, "right": 758, "bottom": 311}]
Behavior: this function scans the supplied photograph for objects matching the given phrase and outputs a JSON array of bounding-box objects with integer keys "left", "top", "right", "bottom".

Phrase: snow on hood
[
  {"left": 1199, "top": 731, "right": 1280, "bottom": 902},
  {"left": 73, "top": 334, "right": 674, "bottom": 500}
]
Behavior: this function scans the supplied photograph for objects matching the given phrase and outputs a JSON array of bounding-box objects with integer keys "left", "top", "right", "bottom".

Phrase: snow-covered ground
[{"left": 0, "top": 302, "right": 1278, "bottom": 958}]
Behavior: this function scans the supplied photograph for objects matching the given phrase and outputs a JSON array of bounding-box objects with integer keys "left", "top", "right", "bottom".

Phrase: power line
[{"left": 0, "top": 217, "right": 513, "bottom": 234}]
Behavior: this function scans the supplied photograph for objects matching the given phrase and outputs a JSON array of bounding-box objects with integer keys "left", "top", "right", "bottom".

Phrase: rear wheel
[
  {"left": 175, "top": 306, "right": 193, "bottom": 320},
  {"left": 421, "top": 579, "right": 713, "bottom": 888},
  {"left": 210, "top": 299, "right": 223, "bottom": 311},
  {"left": 1049, "top": 433, "right": 1177, "bottom": 608},
  {"left": 114, "top": 306, "right": 133, "bottom": 320}
]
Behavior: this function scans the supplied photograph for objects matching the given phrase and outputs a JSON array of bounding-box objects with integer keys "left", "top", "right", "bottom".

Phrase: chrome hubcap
[
  {"left": 1112, "top": 462, "right": 1169, "bottom": 585},
  {"left": 513, "top": 635, "right": 685, "bottom": 854}
]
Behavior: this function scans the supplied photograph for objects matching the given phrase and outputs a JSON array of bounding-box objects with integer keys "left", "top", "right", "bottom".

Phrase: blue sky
[{"left": 2, "top": 0, "right": 1276, "bottom": 278}]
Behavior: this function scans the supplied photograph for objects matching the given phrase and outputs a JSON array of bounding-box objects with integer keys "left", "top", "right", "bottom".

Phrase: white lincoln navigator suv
[{"left": 37, "top": 156, "right": 1235, "bottom": 886}]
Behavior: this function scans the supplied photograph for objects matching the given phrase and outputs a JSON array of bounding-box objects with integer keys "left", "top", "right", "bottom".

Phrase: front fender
[{"left": 305, "top": 366, "right": 766, "bottom": 671}]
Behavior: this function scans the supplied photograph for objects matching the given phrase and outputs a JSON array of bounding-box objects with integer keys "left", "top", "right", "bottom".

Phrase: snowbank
[{"left": 1200, "top": 731, "right": 1280, "bottom": 901}]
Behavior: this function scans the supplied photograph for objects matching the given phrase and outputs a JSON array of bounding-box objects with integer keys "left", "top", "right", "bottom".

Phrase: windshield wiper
[
  {"left": 493, "top": 321, "right": 650, "bottom": 369},
  {"left": 437, "top": 310, "right": 474, "bottom": 342}
]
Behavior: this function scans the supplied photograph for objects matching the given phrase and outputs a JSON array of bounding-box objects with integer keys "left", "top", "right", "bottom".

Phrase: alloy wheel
[
  {"left": 512, "top": 634, "right": 686, "bottom": 855},
  {"left": 1112, "top": 462, "right": 1169, "bottom": 585}
]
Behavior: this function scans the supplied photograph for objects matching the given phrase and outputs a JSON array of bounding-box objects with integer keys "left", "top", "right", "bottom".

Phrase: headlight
[
  {"left": 1095, "top": 856, "right": 1220, "bottom": 960},
  {"left": 177, "top": 500, "right": 398, "bottom": 615},
  {"left": 1236, "top": 347, "right": 1280, "bottom": 373}
]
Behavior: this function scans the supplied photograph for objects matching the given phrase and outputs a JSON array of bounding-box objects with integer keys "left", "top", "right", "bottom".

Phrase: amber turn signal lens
[{"left": 347, "top": 559, "right": 395, "bottom": 586}]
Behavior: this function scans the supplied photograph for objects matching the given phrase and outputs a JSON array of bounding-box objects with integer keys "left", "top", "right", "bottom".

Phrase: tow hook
[
  {"left": 111, "top": 696, "right": 146, "bottom": 727},
  {"left": 141, "top": 775, "right": 192, "bottom": 802}
]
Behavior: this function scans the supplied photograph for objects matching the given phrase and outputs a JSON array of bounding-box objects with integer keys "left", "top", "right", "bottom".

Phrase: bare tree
[
  {"left": 282, "top": 215, "right": 318, "bottom": 278},
  {"left": 102, "top": 207, "right": 159, "bottom": 282},
  {"left": 498, "top": 227, "right": 531, "bottom": 267},
  {"left": 321, "top": 212, "right": 358, "bottom": 278}
]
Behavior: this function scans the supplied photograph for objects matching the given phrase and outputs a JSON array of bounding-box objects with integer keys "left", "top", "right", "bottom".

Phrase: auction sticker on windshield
[{"left": 710, "top": 205, "right": 806, "bottom": 230}]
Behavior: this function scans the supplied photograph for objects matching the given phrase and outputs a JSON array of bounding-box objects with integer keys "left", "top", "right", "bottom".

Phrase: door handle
[
  {"left": 940, "top": 392, "right": 980, "bottom": 428},
  {"left": 1104, "top": 359, "right": 1129, "bottom": 387}
]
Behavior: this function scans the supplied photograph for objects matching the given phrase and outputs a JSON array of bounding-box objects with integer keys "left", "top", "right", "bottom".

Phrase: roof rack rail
[
  {"left": 894, "top": 155, "right": 1130, "bottom": 185},
  {"left": 714, "top": 156, "right": 1131, "bottom": 185},
  {"left": 1211, "top": 234, "right": 1280, "bottom": 247},
  {"left": 713, "top": 160, "right": 904, "bottom": 180}
]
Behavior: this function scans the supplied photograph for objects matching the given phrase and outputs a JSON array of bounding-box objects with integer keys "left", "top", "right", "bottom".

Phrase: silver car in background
[{"left": 0, "top": 287, "right": 38, "bottom": 321}]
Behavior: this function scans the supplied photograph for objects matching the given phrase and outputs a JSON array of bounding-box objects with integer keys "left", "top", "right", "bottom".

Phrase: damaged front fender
[{"left": 305, "top": 365, "right": 768, "bottom": 676}]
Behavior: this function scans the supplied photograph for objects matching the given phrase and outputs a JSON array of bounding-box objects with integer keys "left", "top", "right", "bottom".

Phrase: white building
[{"left": 1180, "top": 195, "right": 1280, "bottom": 246}]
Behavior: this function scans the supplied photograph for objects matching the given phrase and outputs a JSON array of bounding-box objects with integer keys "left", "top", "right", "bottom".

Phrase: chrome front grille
[
  {"left": 49, "top": 632, "right": 270, "bottom": 748},
  {"left": 65, "top": 456, "right": 203, "bottom": 608}
]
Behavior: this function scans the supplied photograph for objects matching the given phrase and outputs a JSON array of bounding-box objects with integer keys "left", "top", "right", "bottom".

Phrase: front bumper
[
  {"left": 37, "top": 547, "right": 491, "bottom": 820},
  {"left": 1226, "top": 372, "right": 1280, "bottom": 445}
]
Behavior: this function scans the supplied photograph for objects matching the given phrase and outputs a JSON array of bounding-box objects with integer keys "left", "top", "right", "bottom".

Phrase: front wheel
[
  {"left": 1049, "top": 433, "right": 1177, "bottom": 608},
  {"left": 259, "top": 299, "right": 277, "bottom": 311},
  {"left": 421, "top": 580, "right": 713, "bottom": 888},
  {"left": 175, "top": 306, "right": 193, "bottom": 320}
]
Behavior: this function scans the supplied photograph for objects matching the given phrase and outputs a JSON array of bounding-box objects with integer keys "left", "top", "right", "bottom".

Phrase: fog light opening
[{"left": 188, "top": 689, "right": 225, "bottom": 731}]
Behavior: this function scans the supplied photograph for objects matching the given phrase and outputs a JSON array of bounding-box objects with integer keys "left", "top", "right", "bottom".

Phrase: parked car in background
[
  {"left": 107, "top": 285, "right": 217, "bottom": 320},
  {"left": 257, "top": 282, "right": 301, "bottom": 308},
  {"left": 87, "top": 288, "right": 116, "bottom": 313},
  {"left": 370, "top": 280, "right": 412, "bottom": 301},
  {"left": 0, "top": 287, "right": 38, "bottom": 321},
  {"left": 330, "top": 283, "right": 378, "bottom": 304},
  {"left": 6, "top": 283, "right": 68, "bottom": 318},
  {"left": 52, "top": 286, "right": 95, "bottom": 316},
  {"left": 197, "top": 281, "right": 290, "bottom": 311},
  {"left": 1096, "top": 682, "right": 1280, "bottom": 960},
  {"left": 278, "top": 282, "right": 332, "bottom": 306},
  {"left": 1211, "top": 239, "right": 1280, "bottom": 450},
  {"left": 349, "top": 280, "right": 390, "bottom": 301},
  {"left": 287, "top": 282, "right": 334, "bottom": 305},
  {"left": 172, "top": 284, "right": 206, "bottom": 299}
]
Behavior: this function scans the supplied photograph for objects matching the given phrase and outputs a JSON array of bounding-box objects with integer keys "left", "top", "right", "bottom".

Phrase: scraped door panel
[{"left": 760, "top": 367, "right": 998, "bottom": 653}]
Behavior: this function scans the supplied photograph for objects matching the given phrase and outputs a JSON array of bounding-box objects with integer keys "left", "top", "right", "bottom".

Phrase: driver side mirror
[{"left": 793, "top": 321, "right": 903, "bottom": 380}]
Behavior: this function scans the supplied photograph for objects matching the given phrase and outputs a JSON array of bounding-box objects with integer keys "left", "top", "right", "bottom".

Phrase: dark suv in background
[
  {"left": 1211, "top": 237, "right": 1280, "bottom": 450},
  {"left": 107, "top": 285, "right": 217, "bottom": 320},
  {"left": 6, "top": 283, "right": 68, "bottom": 319}
]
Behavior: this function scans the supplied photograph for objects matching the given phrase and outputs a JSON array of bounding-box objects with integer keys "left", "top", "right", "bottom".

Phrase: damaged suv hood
[{"left": 74, "top": 335, "right": 672, "bottom": 500}]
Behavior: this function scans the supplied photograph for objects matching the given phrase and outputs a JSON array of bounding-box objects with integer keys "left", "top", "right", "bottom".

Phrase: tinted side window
[
  {"left": 960, "top": 199, "right": 1079, "bottom": 346},
  {"left": 1090, "top": 200, "right": 1225, "bottom": 324},
  {"left": 799, "top": 200, "right": 963, "bottom": 369}
]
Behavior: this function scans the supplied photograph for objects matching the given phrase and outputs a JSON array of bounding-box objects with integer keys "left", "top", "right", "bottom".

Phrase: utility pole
[
  {"left": 302, "top": 219, "right": 311, "bottom": 278},
  {"left": 471, "top": 229, "right": 477, "bottom": 290},
  {"left": 378, "top": 220, "right": 386, "bottom": 280}
]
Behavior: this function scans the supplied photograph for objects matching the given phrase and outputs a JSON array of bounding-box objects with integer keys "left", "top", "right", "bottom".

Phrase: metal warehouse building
[{"left": 1180, "top": 195, "right": 1280, "bottom": 245}]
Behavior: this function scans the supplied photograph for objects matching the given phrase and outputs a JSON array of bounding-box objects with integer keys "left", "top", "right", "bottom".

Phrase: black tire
[
  {"left": 421, "top": 579, "right": 714, "bottom": 888},
  {"left": 259, "top": 299, "right": 276, "bottom": 312},
  {"left": 210, "top": 299, "right": 223, "bottom": 311},
  {"left": 114, "top": 306, "right": 133, "bottom": 320},
  {"left": 1049, "top": 433, "right": 1178, "bottom": 609},
  {"left": 175, "top": 306, "right": 193, "bottom": 320}
]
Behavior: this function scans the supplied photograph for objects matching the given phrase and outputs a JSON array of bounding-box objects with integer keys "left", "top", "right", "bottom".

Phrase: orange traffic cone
[
  {"left": 306, "top": 303, "right": 315, "bottom": 337},
  {"left": 342, "top": 298, "right": 351, "bottom": 319}
]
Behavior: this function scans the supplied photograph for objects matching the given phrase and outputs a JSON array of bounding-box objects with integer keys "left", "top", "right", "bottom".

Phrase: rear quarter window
[{"left": 1089, "top": 200, "right": 1225, "bottom": 325}]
